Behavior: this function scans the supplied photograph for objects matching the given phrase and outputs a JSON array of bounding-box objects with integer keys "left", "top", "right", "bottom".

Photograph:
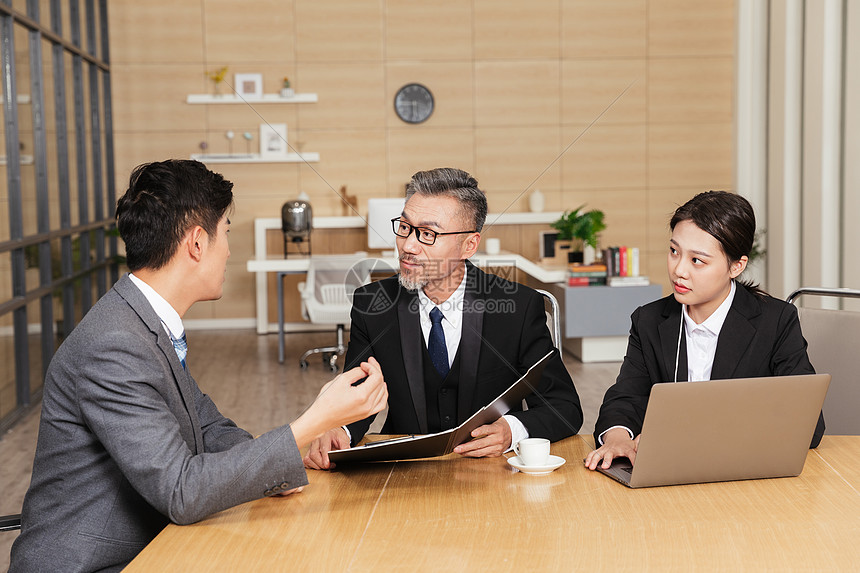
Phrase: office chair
[
  {"left": 1, "top": 513, "right": 21, "bottom": 531},
  {"left": 787, "top": 287, "right": 860, "bottom": 435},
  {"left": 298, "top": 255, "right": 371, "bottom": 372},
  {"left": 535, "top": 288, "right": 562, "bottom": 350}
]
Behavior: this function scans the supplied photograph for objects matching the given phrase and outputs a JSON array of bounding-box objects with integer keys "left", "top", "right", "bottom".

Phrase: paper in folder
[{"left": 328, "top": 350, "right": 553, "bottom": 464}]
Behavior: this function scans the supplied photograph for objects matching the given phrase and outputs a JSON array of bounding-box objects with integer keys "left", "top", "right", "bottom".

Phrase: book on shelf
[
  {"left": 568, "top": 262, "right": 608, "bottom": 286},
  {"left": 602, "top": 246, "right": 640, "bottom": 278},
  {"left": 567, "top": 270, "right": 608, "bottom": 278},
  {"left": 567, "top": 263, "right": 607, "bottom": 274},
  {"left": 568, "top": 276, "right": 607, "bottom": 287},
  {"left": 607, "top": 275, "right": 650, "bottom": 287}
]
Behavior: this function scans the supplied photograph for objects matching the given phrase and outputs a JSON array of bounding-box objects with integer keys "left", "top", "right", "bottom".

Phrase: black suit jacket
[
  {"left": 344, "top": 261, "right": 582, "bottom": 444},
  {"left": 594, "top": 284, "right": 826, "bottom": 447}
]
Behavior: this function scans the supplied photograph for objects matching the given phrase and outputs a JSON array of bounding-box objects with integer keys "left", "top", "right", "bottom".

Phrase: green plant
[
  {"left": 550, "top": 205, "right": 606, "bottom": 250},
  {"left": 749, "top": 229, "right": 766, "bottom": 262}
]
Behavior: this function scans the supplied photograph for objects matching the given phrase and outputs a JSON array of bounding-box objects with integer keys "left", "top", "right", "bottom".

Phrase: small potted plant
[
  {"left": 280, "top": 76, "right": 294, "bottom": 98},
  {"left": 550, "top": 205, "right": 606, "bottom": 264},
  {"left": 206, "top": 66, "right": 228, "bottom": 96}
]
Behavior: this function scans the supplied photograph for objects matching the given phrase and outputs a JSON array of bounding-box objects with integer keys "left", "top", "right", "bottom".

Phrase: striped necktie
[{"left": 171, "top": 331, "right": 188, "bottom": 369}]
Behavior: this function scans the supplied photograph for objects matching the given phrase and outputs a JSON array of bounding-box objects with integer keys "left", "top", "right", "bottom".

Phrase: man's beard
[{"left": 398, "top": 272, "right": 428, "bottom": 292}]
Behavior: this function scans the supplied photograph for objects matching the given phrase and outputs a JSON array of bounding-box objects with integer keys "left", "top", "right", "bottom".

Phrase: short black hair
[
  {"left": 116, "top": 160, "right": 234, "bottom": 271},
  {"left": 405, "top": 167, "right": 488, "bottom": 232}
]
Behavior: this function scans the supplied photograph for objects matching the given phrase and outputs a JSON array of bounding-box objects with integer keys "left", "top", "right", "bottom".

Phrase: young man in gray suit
[{"left": 10, "top": 160, "right": 388, "bottom": 572}]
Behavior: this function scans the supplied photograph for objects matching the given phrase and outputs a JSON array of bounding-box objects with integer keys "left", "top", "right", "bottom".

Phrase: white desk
[
  {"left": 247, "top": 253, "right": 566, "bottom": 362},
  {"left": 551, "top": 283, "right": 663, "bottom": 362},
  {"left": 247, "top": 214, "right": 563, "bottom": 334}
]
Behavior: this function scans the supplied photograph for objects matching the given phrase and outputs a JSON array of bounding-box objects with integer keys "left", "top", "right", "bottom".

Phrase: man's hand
[
  {"left": 452, "top": 417, "right": 512, "bottom": 458},
  {"left": 291, "top": 357, "right": 387, "bottom": 450},
  {"left": 303, "top": 427, "right": 350, "bottom": 470},
  {"left": 584, "top": 428, "right": 640, "bottom": 470}
]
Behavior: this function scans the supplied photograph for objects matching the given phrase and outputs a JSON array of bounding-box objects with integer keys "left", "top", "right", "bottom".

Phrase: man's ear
[
  {"left": 461, "top": 232, "right": 481, "bottom": 259},
  {"left": 186, "top": 226, "right": 207, "bottom": 262}
]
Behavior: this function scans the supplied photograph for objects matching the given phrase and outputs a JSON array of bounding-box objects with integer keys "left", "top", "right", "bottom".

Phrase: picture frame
[
  {"left": 234, "top": 73, "right": 263, "bottom": 99},
  {"left": 539, "top": 231, "right": 559, "bottom": 260},
  {"left": 259, "top": 123, "right": 288, "bottom": 158}
]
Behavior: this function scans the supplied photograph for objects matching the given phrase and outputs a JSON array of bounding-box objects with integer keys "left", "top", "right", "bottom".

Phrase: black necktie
[{"left": 428, "top": 307, "right": 449, "bottom": 377}]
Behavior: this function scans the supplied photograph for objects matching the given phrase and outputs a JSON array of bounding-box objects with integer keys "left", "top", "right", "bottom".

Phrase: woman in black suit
[{"left": 585, "top": 191, "right": 824, "bottom": 471}]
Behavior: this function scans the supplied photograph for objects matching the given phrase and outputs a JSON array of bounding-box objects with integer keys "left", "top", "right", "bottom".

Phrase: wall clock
[{"left": 394, "top": 83, "right": 434, "bottom": 124}]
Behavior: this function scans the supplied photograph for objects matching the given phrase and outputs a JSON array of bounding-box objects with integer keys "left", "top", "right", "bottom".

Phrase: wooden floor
[{"left": 0, "top": 329, "right": 620, "bottom": 570}]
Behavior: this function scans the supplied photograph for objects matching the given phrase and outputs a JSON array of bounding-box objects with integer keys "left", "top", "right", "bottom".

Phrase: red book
[
  {"left": 618, "top": 246, "right": 628, "bottom": 277},
  {"left": 567, "top": 276, "right": 606, "bottom": 287}
]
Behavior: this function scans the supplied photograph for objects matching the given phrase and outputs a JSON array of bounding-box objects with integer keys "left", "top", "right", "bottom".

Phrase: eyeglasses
[{"left": 391, "top": 218, "right": 476, "bottom": 246}]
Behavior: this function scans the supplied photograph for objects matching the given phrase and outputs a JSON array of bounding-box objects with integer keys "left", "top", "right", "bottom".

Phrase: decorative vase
[{"left": 529, "top": 188, "right": 545, "bottom": 213}]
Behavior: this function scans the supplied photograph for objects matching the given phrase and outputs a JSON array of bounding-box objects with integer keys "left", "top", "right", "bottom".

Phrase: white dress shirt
[
  {"left": 598, "top": 280, "right": 737, "bottom": 445},
  {"left": 128, "top": 273, "right": 184, "bottom": 340},
  {"left": 683, "top": 280, "right": 736, "bottom": 382},
  {"left": 417, "top": 266, "right": 528, "bottom": 449}
]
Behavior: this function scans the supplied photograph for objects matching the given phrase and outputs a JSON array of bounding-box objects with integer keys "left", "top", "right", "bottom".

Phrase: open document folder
[{"left": 328, "top": 350, "right": 554, "bottom": 464}]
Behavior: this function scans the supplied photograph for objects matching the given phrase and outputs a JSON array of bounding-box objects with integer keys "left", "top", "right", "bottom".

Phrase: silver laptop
[{"left": 596, "top": 374, "right": 830, "bottom": 488}]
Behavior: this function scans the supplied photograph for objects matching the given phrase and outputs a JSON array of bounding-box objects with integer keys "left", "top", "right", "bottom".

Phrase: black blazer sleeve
[
  {"left": 342, "top": 288, "right": 377, "bottom": 445},
  {"left": 506, "top": 288, "right": 583, "bottom": 441},
  {"left": 592, "top": 304, "right": 661, "bottom": 442}
]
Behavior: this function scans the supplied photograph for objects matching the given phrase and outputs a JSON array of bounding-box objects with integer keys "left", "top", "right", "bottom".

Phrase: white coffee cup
[
  {"left": 514, "top": 438, "right": 550, "bottom": 467},
  {"left": 485, "top": 237, "right": 501, "bottom": 255}
]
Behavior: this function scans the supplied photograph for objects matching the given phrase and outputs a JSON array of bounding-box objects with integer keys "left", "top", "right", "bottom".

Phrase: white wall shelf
[
  {"left": 0, "top": 154, "right": 34, "bottom": 165},
  {"left": 0, "top": 95, "right": 31, "bottom": 104},
  {"left": 186, "top": 93, "right": 318, "bottom": 104},
  {"left": 190, "top": 152, "right": 319, "bottom": 164}
]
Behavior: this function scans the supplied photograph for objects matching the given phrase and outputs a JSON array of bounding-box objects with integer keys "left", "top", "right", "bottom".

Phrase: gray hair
[{"left": 405, "top": 168, "right": 488, "bottom": 232}]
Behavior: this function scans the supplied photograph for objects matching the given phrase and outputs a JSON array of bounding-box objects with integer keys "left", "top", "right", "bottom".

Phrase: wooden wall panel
[
  {"left": 295, "top": 0, "right": 384, "bottom": 62},
  {"left": 648, "top": 0, "right": 735, "bottom": 57},
  {"left": 203, "top": 0, "right": 296, "bottom": 64},
  {"left": 387, "top": 129, "right": 475, "bottom": 192},
  {"left": 474, "top": 61, "right": 560, "bottom": 127},
  {"left": 108, "top": 1, "right": 204, "bottom": 64},
  {"left": 108, "top": 0, "right": 736, "bottom": 317},
  {"left": 473, "top": 0, "right": 560, "bottom": 59},
  {"left": 294, "top": 63, "right": 385, "bottom": 130},
  {"left": 648, "top": 123, "right": 734, "bottom": 189},
  {"left": 113, "top": 132, "right": 207, "bottom": 179},
  {"left": 296, "top": 130, "right": 388, "bottom": 216},
  {"left": 474, "top": 126, "right": 561, "bottom": 194},
  {"left": 648, "top": 57, "right": 734, "bottom": 123},
  {"left": 111, "top": 65, "right": 206, "bottom": 133},
  {"left": 561, "top": 123, "right": 647, "bottom": 190},
  {"left": 385, "top": 0, "right": 473, "bottom": 61},
  {"left": 562, "top": 0, "right": 647, "bottom": 58},
  {"left": 561, "top": 59, "right": 647, "bottom": 125}
]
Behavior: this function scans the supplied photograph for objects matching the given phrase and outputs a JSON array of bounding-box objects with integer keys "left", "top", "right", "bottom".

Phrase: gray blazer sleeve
[
  {"left": 190, "top": 379, "right": 255, "bottom": 453},
  {"left": 77, "top": 329, "right": 308, "bottom": 525}
]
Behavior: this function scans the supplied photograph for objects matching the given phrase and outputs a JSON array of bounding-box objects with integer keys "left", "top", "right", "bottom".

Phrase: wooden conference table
[{"left": 125, "top": 435, "right": 860, "bottom": 571}]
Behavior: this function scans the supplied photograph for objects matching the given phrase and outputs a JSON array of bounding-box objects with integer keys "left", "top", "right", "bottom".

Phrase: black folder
[{"left": 328, "top": 350, "right": 553, "bottom": 464}]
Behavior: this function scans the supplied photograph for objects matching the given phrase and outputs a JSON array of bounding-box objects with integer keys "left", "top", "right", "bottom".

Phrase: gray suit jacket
[{"left": 10, "top": 275, "right": 307, "bottom": 572}]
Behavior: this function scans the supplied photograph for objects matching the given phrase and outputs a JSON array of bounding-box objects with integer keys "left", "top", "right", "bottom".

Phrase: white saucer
[{"left": 507, "top": 454, "right": 566, "bottom": 475}]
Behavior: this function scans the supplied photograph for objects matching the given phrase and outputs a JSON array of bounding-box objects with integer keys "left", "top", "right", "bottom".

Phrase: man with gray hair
[{"left": 305, "top": 167, "right": 582, "bottom": 468}]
